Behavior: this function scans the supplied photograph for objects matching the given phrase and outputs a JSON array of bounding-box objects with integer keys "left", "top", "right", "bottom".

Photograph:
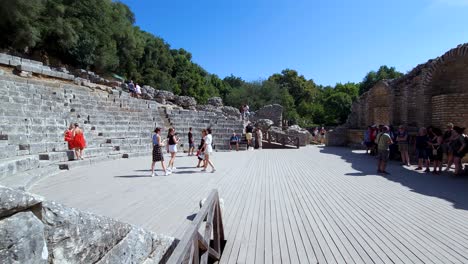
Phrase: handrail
[{"left": 167, "top": 189, "right": 225, "bottom": 264}]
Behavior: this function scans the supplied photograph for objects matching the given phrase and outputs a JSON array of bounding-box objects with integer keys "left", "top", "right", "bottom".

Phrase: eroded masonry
[{"left": 328, "top": 43, "right": 468, "bottom": 146}]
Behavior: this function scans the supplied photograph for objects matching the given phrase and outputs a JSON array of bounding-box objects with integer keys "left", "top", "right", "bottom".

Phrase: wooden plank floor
[{"left": 29, "top": 146, "right": 468, "bottom": 263}]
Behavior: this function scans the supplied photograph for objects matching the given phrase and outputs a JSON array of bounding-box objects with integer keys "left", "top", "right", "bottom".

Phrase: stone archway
[
  {"left": 367, "top": 81, "right": 392, "bottom": 125},
  {"left": 422, "top": 44, "right": 468, "bottom": 129}
]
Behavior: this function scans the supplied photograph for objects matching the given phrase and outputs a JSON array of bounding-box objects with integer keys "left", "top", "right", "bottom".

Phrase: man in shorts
[
  {"left": 229, "top": 132, "right": 240, "bottom": 151},
  {"left": 376, "top": 126, "right": 393, "bottom": 174}
]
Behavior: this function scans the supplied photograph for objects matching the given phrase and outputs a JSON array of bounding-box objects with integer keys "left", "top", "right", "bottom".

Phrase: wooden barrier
[{"left": 167, "top": 189, "right": 225, "bottom": 264}]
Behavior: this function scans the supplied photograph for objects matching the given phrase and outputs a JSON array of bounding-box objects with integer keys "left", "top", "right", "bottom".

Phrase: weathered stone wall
[
  {"left": 431, "top": 93, "right": 468, "bottom": 129},
  {"left": 0, "top": 185, "right": 175, "bottom": 264},
  {"left": 344, "top": 43, "right": 468, "bottom": 132},
  {"left": 251, "top": 104, "right": 283, "bottom": 126}
]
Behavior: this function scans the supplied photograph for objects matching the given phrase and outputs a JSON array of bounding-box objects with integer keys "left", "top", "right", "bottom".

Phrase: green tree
[
  {"left": 0, "top": 0, "right": 45, "bottom": 51},
  {"left": 359, "top": 65, "right": 403, "bottom": 95}
]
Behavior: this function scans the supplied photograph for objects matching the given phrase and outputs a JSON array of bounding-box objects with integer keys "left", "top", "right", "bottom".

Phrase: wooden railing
[
  {"left": 263, "top": 130, "right": 300, "bottom": 149},
  {"left": 167, "top": 189, "right": 225, "bottom": 264}
]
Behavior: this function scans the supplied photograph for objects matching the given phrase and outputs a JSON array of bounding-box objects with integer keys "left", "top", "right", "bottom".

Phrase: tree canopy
[{"left": 0, "top": 0, "right": 403, "bottom": 127}]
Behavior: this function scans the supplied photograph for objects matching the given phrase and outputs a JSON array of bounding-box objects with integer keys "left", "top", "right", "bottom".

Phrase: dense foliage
[{"left": 0, "top": 0, "right": 402, "bottom": 126}]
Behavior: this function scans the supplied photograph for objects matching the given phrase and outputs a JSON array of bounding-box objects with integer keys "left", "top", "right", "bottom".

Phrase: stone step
[
  {"left": 0, "top": 164, "right": 60, "bottom": 190},
  {"left": 58, "top": 154, "right": 122, "bottom": 170},
  {"left": 39, "top": 151, "right": 75, "bottom": 163},
  {"left": 0, "top": 155, "right": 41, "bottom": 179}
]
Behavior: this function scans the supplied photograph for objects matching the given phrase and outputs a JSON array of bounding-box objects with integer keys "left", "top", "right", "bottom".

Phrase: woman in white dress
[{"left": 202, "top": 128, "right": 216, "bottom": 173}]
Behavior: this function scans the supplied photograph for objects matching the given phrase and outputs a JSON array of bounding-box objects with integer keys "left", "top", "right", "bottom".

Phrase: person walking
[
  {"left": 151, "top": 128, "right": 168, "bottom": 176},
  {"left": 376, "top": 126, "right": 393, "bottom": 174},
  {"left": 166, "top": 128, "right": 179, "bottom": 172},
  {"left": 64, "top": 124, "right": 75, "bottom": 151},
  {"left": 202, "top": 128, "right": 216, "bottom": 173},
  {"left": 72, "top": 123, "right": 86, "bottom": 160},
  {"left": 188, "top": 127, "right": 195, "bottom": 156},
  {"left": 196, "top": 130, "right": 207, "bottom": 168}
]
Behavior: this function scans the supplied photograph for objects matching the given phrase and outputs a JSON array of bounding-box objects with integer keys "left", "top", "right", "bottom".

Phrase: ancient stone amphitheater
[{"left": 0, "top": 54, "right": 249, "bottom": 263}]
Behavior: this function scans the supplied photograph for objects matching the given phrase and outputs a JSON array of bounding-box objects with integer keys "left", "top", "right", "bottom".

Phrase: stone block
[
  {"left": 0, "top": 185, "right": 43, "bottom": 218},
  {"left": 42, "top": 201, "right": 133, "bottom": 264},
  {"left": 0, "top": 56, "right": 9, "bottom": 65},
  {"left": 9, "top": 58, "right": 21, "bottom": 66},
  {"left": 0, "top": 211, "right": 48, "bottom": 264},
  {"left": 96, "top": 227, "right": 174, "bottom": 264},
  {"left": 0, "top": 145, "right": 17, "bottom": 159}
]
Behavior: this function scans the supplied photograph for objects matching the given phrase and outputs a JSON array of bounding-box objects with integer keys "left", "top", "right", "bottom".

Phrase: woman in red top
[
  {"left": 73, "top": 123, "right": 86, "bottom": 160},
  {"left": 64, "top": 124, "right": 75, "bottom": 150}
]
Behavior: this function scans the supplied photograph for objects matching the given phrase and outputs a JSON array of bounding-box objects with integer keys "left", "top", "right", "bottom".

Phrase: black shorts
[{"left": 230, "top": 142, "right": 238, "bottom": 145}]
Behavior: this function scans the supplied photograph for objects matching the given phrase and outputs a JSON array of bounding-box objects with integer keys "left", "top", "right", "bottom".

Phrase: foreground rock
[
  {"left": 0, "top": 211, "right": 48, "bottom": 264},
  {"left": 0, "top": 185, "right": 175, "bottom": 264}
]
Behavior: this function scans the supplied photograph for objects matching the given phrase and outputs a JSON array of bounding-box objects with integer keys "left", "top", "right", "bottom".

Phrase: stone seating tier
[
  {"left": 0, "top": 76, "right": 167, "bottom": 188},
  {"left": 0, "top": 75, "right": 250, "bottom": 188}
]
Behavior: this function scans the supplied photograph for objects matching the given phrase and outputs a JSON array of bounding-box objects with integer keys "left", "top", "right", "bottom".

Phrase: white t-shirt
[
  {"left": 204, "top": 134, "right": 213, "bottom": 153},
  {"left": 135, "top": 85, "right": 142, "bottom": 94}
]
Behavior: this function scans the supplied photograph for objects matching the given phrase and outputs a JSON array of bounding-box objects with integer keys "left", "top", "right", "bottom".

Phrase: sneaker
[
  {"left": 201, "top": 169, "right": 207, "bottom": 172},
  {"left": 415, "top": 167, "right": 422, "bottom": 170},
  {"left": 165, "top": 169, "right": 171, "bottom": 175},
  {"left": 424, "top": 168, "right": 430, "bottom": 173},
  {"left": 151, "top": 172, "right": 156, "bottom": 177},
  {"left": 211, "top": 169, "right": 216, "bottom": 173},
  {"left": 172, "top": 167, "right": 177, "bottom": 171}
]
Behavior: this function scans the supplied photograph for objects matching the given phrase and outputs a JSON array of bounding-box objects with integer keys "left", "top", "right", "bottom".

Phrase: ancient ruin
[{"left": 328, "top": 43, "right": 468, "bottom": 146}]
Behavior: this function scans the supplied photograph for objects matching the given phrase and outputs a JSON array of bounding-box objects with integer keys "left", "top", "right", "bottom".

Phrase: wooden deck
[{"left": 31, "top": 146, "right": 468, "bottom": 263}]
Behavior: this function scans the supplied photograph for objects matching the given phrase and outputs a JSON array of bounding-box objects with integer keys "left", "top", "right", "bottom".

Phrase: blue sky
[{"left": 120, "top": 0, "right": 468, "bottom": 86}]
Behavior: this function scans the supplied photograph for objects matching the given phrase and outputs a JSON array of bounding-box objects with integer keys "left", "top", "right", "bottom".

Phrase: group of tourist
[
  {"left": 364, "top": 123, "right": 467, "bottom": 176},
  {"left": 244, "top": 122, "right": 263, "bottom": 150},
  {"left": 128, "top": 80, "right": 142, "bottom": 98},
  {"left": 312, "top": 127, "right": 327, "bottom": 144},
  {"left": 64, "top": 123, "right": 87, "bottom": 160},
  {"left": 150, "top": 127, "right": 216, "bottom": 176}
]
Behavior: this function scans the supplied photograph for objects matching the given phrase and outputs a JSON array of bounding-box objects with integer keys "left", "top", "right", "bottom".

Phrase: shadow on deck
[{"left": 319, "top": 146, "right": 468, "bottom": 211}]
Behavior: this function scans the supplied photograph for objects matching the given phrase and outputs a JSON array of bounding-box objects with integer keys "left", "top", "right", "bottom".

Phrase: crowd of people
[
  {"left": 150, "top": 127, "right": 216, "bottom": 176},
  {"left": 64, "top": 123, "right": 87, "bottom": 160},
  {"left": 363, "top": 123, "right": 467, "bottom": 176},
  {"left": 312, "top": 127, "right": 327, "bottom": 144}
]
